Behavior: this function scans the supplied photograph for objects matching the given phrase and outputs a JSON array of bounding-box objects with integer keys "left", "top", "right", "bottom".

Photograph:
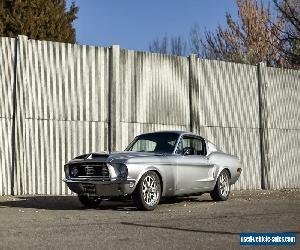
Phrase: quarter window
[{"left": 177, "top": 136, "right": 206, "bottom": 155}]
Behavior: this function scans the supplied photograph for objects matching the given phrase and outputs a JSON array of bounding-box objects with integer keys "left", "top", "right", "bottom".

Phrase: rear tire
[
  {"left": 133, "top": 171, "right": 161, "bottom": 211},
  {"left": 210, "top": 169, "right": 231, "bottom": 201},
  {"left": 78, "top": 195, "right": 102, "bottom": 208}
]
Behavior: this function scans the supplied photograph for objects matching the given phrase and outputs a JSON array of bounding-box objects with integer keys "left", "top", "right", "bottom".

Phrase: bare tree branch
[{"left": 149, "top": 33, "right": 168, "bottom": 54}]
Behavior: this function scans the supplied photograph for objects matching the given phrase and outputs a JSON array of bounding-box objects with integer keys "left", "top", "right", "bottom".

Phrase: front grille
[{"left": 68, "top": 162, "right": 110, "bottom": 181}]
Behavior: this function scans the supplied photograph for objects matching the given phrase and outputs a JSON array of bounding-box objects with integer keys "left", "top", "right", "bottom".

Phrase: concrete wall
[{"left": 0, "top": 35, "right": 299, "bottom": 195}]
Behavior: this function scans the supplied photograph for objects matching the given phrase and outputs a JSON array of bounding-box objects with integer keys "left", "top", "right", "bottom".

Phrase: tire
[
  {"left": 133, "top": 171, "right": 161, "bottom": 211},
  {"left": 210, "top": 169, "right": 231, "bottom": 201},
  {"left": 78, "top": 195, "right": 102, "bottom": 208}
]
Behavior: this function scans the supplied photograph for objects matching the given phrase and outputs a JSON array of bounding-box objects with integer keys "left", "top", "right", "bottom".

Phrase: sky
[{"left": 66, "top": 0, "right": 272, "bottom": 52}]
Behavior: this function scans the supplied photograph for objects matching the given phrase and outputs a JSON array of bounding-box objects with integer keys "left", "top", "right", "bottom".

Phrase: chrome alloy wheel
[
  {"left": 142, "top": 175, "right": 160, "bottom": 206},
  {"left": 219, "top": 172, "right": 230, "bottom": 197}
]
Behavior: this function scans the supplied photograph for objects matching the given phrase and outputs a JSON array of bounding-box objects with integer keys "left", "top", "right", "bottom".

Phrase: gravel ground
[{"left": 0, "top": 189, "right": 299, "bottom": 249}]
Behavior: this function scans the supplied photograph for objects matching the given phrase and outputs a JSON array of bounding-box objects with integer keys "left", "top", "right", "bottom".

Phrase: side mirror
[{"left": 183, "top": 147, "right": 193, "bottom": 156}]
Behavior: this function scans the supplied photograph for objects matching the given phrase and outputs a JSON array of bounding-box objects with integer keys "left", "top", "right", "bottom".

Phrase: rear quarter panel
[{"left": 208, "top": 152, "right": 241, "bottom": 185}]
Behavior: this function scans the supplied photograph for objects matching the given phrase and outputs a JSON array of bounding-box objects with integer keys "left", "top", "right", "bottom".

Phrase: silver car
[{"left": 63, "top": 131, "right": 242, "bottom": 210}]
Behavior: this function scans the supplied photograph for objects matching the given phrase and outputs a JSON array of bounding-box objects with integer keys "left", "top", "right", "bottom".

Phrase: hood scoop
[
  {"left": 74, "top": 154, "right": 89, "bottom": 160},
  {"left": 85, "top": 153, "right": 110, "bottom": 160},
  {"left": 72, "top": 152, "right": 110, "bottom": 161}
]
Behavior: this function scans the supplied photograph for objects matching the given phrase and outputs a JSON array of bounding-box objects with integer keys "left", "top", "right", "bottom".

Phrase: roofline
[
  {"left": 137, "top": 130, "right": 199, "bottom": 137},
  {"left": 126, "top": 130, "right": 209, "bottom": 154},
  {"left": 139, "top": 130, "right": 192, "bottom": 135}
]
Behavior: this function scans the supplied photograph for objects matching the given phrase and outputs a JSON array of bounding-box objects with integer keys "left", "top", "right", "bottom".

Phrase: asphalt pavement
[{"left": 0, "top": 190, "right": 299, "bottom": 249}]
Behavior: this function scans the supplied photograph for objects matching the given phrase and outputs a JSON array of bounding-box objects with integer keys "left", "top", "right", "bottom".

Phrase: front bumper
[{"left": 63, "top": 178, "right": 136, "bottom": 197}]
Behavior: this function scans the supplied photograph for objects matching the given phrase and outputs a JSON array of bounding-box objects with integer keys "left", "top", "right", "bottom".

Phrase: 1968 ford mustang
[{"left": 63, "top": 131, "right": 242, "bottom": 210}]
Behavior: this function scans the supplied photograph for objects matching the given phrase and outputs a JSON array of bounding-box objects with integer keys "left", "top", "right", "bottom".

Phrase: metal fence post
[
  {"left": 10, "top": 37, "right": 19, "bottom": 195},
  {"left": 108, "top": 45, "right": 121, "bottom": 152},
  {"left": 257, "top": 62, "right": 269, "bottom": 189},
  {"left": 188, "top": 54, "right": 197, "bottom": 133}
]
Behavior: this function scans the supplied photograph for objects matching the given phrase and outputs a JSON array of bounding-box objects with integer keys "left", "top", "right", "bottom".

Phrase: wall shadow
[{"left": 121, "top": 222, "right": 240, "bottom": 235}]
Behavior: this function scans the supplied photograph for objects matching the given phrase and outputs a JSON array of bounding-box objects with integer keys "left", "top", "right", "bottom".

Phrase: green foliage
[{"left": 0, "top": 0, "right": 78, "bottom": 43}]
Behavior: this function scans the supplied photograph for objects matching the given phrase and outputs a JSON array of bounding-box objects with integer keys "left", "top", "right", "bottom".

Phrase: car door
[{"left": 175, "top": 135, "right": 215, "bottom": 195}]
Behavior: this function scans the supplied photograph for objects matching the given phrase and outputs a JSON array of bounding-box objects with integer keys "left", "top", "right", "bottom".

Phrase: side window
[{"left": 182, "top": 136, "right": 206, "bottom": 155}]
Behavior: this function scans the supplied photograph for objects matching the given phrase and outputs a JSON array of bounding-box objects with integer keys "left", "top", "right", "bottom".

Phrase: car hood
[{"left": 67, "top": 151, "right": 169, "bottom": 164}]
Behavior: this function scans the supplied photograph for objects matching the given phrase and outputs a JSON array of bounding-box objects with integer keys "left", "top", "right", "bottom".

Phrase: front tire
[
  {"left": 210, "top": 169, "right": 231, "bottom": 201},
  {"left": 133, "top": 171, "right": 161, "bottom": 211},
  {"left": 78, "top": 195, "right": 102, "bottom": 208}
]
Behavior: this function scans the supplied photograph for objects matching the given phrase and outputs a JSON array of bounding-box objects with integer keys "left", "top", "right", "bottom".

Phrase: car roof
[{"left": 138, "top": 130, "right": 198, "bottom": 137}]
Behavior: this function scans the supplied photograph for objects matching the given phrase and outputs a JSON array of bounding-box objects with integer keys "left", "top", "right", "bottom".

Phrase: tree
[
  {"left": 189, "top": 24, "right": 202, "bottom": 56},
  {"left": 147, "top": 0, "right": 299, "bottom": 68},
  {"left": 273, "top": 0, "right": 300, "bottom": 68},
  {"left": 171, "top": 35, "right": 187, "bottom": 56},
  {"left": 0, "top": 0, "right": 78, "bottom": 43},
  {"left": 149, "top": 33, "right": 168, "bottom": 54},
  {"left": 149, "top": 33, "right": 187, "bottom": 56},
  {"left": 197, "top": 0, "right": 283, "bottom": 67}
]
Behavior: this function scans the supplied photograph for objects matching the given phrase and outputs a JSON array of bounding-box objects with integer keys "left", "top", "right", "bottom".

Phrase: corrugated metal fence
[
  {"left": 0, "top": 37, "right": 15, "bottom": 195},
  {"left": 190, "top": 58, "right": 262, "bottom": 190},
  {"left": 0, "top": 35, "right": 299, "bottom": 195}
]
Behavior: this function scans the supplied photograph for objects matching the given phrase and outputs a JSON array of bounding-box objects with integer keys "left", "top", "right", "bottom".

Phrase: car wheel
[
  {"left": 78, "top": 195, "right": 102, "bottom": 208},
  {"left": 133, "top": 171, "right": 161, "bottom": 211},
  {"left": 210, "top": 169, "right": 231, "bottom": 201}
]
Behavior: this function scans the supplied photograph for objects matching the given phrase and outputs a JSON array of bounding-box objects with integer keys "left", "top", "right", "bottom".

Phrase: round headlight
[
  {"left": 70, "top": 166, "right": 78, "bottom": 177},
  {"left": 107, "top": 163, "right": 128, "bottom": 180}
]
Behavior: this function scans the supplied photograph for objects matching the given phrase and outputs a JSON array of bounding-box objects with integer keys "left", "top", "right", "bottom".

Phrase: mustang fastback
[{"left": 63, "top": 131, "right": 242, "bottom": 210}]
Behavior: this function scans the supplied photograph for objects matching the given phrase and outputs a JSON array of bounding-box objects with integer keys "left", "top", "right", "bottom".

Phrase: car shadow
[
  {"left": 0, "top": 196, "right": 83, "bottom": 211},
  {"left": 0, "top": 196, "right": 136, "bottom": 211},
  {"left": 0, "top": 195, "right": 213, "bottom": 211},
  {"left": 160, "top": 196, "right": 215, "bottom": 205}
]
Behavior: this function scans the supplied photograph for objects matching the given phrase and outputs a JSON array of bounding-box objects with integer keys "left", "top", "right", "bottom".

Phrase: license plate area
[{"left": 82, "top": 183, "right": 96, "bottom": 194}]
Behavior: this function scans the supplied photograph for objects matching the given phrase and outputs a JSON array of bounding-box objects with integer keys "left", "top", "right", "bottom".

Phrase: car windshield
[{"left": 125, "top": 132, "right": 179, "bottom": 153}]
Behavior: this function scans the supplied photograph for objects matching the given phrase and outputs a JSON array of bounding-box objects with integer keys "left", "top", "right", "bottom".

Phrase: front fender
[{"left": 128, "top": 165, "right": 166, "bottom": 196}]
